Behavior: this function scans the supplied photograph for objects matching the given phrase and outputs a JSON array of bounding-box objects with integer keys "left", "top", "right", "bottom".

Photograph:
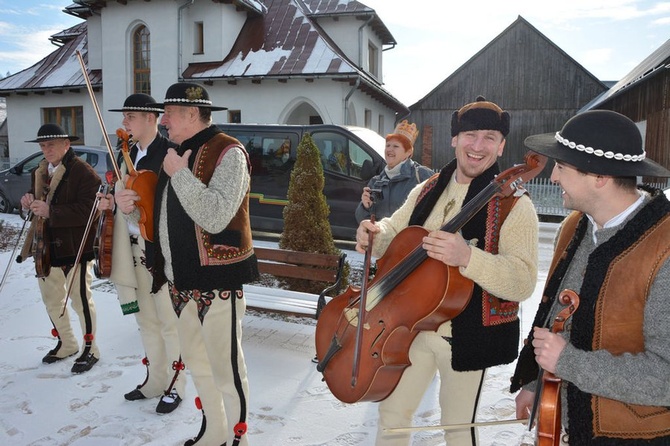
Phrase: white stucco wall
[{"left": 3, "top": 2, "right": 400, "bottom": 158}]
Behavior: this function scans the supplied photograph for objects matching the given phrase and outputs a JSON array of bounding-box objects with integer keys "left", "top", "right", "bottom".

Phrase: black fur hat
[{"left": 451, "top": 96, "right": 510, "bottom": 137}]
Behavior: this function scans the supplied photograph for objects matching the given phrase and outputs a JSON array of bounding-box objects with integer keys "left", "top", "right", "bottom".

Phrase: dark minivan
[{"left": 217, "top": 124, "right": 387, "bottom": 240}]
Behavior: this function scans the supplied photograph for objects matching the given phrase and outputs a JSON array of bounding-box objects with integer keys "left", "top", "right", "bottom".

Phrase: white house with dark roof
[{"left": 0, "top": 0, "right": 407, "bottom": 160}]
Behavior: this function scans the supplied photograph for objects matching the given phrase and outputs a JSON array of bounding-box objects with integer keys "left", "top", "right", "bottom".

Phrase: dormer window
[
  {"left": 133, "top": 25, "right": 151, "bottom": 94},
  {"left": 368, "top": 41, "right": 378, "bottom": 78},
  {"left": 194, "top": 22, "right": 204, "bottom": 55}
]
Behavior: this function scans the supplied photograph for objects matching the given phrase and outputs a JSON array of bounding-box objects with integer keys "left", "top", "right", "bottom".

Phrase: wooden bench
[{"left": 244, "top": 246, "right": 347, "bottom": 317}]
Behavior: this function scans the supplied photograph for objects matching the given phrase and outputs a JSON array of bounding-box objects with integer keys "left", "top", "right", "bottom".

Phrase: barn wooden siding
[
  {"left": 408, "top": 17, "right": 607, "bottom": 178},
  {"left": 597, "top": 70, "right": 670, "bottom": 176}
]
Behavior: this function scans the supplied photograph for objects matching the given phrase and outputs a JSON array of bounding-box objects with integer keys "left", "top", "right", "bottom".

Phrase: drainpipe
[
  {"left": 344, "top": 77, "right": 360, "bottom": 125},
  {"left": 177, "top": 0, "right": 195, "bottom": 79}
]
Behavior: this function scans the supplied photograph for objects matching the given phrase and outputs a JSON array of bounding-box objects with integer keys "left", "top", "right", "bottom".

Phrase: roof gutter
[{"left": 178, "top": 0, "right": 195, "bottom": 79}]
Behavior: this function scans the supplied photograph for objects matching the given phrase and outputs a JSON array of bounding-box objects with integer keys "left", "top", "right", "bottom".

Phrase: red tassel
[
  {"left": 194, "top": 396, "right": 202, "bottom": 410},
  {"left": 51, "top": 328, "right": 58, "bottom": 338},
  {"left": 172, "top": 360, "right": 185, "bottom": 371},
  {"left": 234, "top": 422, "right": 247, "bottom": 436},
  {"left": 83, "top": 333, "right": 94, "bottom": 342},
  {"left": 142, "top": 357, "right": 149, "bottom": 366}
]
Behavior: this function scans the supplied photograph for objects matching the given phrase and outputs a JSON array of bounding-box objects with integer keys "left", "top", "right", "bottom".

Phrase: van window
[{"left": 311, "top": 131, "right": 373, "bottom": 180}]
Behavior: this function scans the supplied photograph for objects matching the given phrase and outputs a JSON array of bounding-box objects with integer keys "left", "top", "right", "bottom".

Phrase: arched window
[{"left": 133, "top": 25, "right": 150, "bottom": 94}]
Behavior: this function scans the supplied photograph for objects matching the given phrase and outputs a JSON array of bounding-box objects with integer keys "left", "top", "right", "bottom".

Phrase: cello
[
  {"left": 532, "top": 289, "right": 580, "bottom": 446},
  {"left": 116, "top": 128, "right": 158, "bottom": 242},
  {"left": 315, "top": 152, "right": 547, "bottom": 404}
]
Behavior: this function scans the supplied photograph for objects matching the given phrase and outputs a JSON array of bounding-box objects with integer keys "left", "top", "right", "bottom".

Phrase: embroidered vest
[
  {"left": 409, "top": 161, "right": 522, "bottom": 371},
  {"left": 513, "top": 191, "right": 670, "bottom": 444},
  {"left": 161, "top": 132, "right": 258, "bottom": 291}
]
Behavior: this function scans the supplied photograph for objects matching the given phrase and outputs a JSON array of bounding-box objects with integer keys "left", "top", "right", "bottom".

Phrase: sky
[
  {"left": 0, "top": 211, "right": 557, "bottom": 445},
  {"left": 0, "top": 1, "right": 669, "bottom": 105}
]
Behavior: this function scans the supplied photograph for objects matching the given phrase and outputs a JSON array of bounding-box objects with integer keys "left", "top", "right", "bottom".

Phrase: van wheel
[{"left": 0, "top": 191, "right": 11, "bottom": 213}]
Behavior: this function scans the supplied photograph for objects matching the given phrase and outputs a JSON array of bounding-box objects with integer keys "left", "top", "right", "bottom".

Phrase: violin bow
[
  {"left": 0, "top": 211, "right": 33, "bottom": 294},
  {"left": 60, "top": 185, "right": 105, "bottom": 317},
  {"left": 351, "top": 197, "right": 377, "bottom": 387},
  {"left": 384, "top": 417, "right": 527, "bottom": 433}
]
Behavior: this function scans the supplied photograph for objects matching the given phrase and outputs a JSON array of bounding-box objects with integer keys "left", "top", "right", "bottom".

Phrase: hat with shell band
[
  {"left": 109, "top": 93, "right": 163, "bottom": 114},
  {"left": 26, "top": 123, "right": 80, "bottom": 143},
  {"left": 386, "top": 120, "right": 419, "bottom": 150},
  {"left": 155, "top": 82, "right": 227, "bottom": 111},
  {"left": 524, "top": 110, "right": 670, "bottom": 177},
  {"left": 451, "top": 96, "right": 510, "bottom": 137}
]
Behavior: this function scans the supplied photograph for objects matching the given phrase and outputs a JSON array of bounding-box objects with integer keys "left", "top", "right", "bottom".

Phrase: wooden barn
[
  {"left": 408, "top": 16, "right": 608, "bottom": 177},
  {"left": 582, "top": 38, "right": 670, "bottom": 182}
]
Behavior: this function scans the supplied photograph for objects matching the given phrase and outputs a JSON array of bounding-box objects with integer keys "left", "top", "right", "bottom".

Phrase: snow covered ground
[{"left": 0, "top": 212, "right": 557, "bottom": 445}]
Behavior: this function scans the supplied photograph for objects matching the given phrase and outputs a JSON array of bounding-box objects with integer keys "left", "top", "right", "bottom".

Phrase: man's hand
[
  {"left": 97, "top": 192, "right": 115, "bottom": 211},
  {"left": 422, "top": 230, "right": 471, "bottom": 268},
  {"left": 20, "top": 193, "right": 35, "bottom": 213},
  {"left": 532, "top": 327, "right": 567, "bottom": 374},
  {"left": 355, "top": 219, "right": 380, "bottom": 253},
  {"left": 29, "top": 199, "right": 49, "bottom": 218},
  {"left": 163, "top": 148, "right": 191, "bottom": 177},
  {"left": 115, "top": 187, "right": 140, "bottom": 215},
  {"left": 515, "top": 389, "right": 535, "bottom": 421}
]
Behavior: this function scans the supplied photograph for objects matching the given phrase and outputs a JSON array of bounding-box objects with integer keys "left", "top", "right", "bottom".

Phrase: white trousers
[
  {"left": 116, "top": 240, "right": 184, "bottom": 398},
  {"left": 176, "top": 288, "right": 250, "bottom": 446},
  {"left": 38, "top": 261, "right": 99, "bottom": 358},
  {"left": 376, "top": 331, "right": 485, "bottom": 446}
]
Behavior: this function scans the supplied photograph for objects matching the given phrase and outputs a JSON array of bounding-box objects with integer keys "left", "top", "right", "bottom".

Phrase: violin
[
  {"left": 315, "top": 152, "right": 547, "bottom": 403},
  {"left": 534, "top": 289, "right": 580, "bottom": 446},
  {"left": 33, "top": 189, "right": 51, "bottom": 278},
  {"left": 93, "top": 176, "right": 115, "bottom": 278},
  {"left": 117, "top": 128, "right": 158, "bottom": 242}
]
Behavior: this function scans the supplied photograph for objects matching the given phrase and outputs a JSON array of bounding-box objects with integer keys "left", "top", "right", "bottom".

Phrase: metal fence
[{"left": 525, "top": 177, "right": 670, "bottom": 217}]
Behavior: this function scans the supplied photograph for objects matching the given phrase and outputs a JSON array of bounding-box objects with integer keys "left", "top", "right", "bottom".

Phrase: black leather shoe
[
  {"left": 156, "top": 391, "right": 182, "bottom": 414},
  {"left": 42, "top": 349, "right": 78, "bottom": 364},
  {"left": 124, "top": 388, "right": 147, "bottom": 401},
  {"left": 71, "top": 353, "right": 99, "bottom": 374}
]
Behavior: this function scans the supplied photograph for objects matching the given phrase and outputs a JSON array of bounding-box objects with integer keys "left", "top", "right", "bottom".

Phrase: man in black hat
[
  {"left": 512, "top": 110, "right": 670, "bottom": 444},
  {"left": 352, "top": 97, "right": 539, "bottom": 446},
  {"left": 150, "top": 82, "right": 258, "bottom": 446},
  {"left": 98, "top": 93, "right": 185, "bottom": 413},
  {"left": 18, "top": 123, "right": 102, "bottom": 374}
]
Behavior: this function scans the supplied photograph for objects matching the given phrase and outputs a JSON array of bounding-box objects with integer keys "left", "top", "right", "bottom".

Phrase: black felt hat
[
  {"left": 451, "top": 96, "right": 510, "bottom": 137},
  {"left": 524, "top": 110, "right": 670, "bottom": 177},
  {"left": 26, "top": 123, "right": 79, "bottom": 143},
  {"left": 109, "top": 93, "right": 163, "bottom": 113},
  {"left": 155, "top": 82, "right": 227, "bottom": 111}
]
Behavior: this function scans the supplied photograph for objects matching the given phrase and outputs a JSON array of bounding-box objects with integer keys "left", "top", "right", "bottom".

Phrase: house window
[
  {"left": 228, "top": 110, "right": 241, "bottom": 123},
  {"left": 368, "top": 42, "right": 378, "bottom": 77},
  {"left": 42, "top": 106, "right": 84, "bottom": 142},
  {"left": 364, "top": 109, "right": 372, "bottom": 129},
  {"left": 378, "top": 115, "right": 385, "bottom": 135},
  {"left": 194, "top": 22, "right": 204, "bottom": 54},
  {"left": 133, "top": 25, "right": 151, "bottom": 94}
]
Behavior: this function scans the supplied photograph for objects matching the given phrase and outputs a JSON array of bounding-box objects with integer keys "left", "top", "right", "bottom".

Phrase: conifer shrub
[{"left": 278, "top": 132, "right": 350, "bottom": 295}]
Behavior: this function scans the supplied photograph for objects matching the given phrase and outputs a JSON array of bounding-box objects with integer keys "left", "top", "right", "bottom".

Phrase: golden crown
[
  {"left": 392, "top": 120, "right": 419, "bottom": 146},
  {"left": 185, "top": 86, "right": 204, "bottom": 101}
]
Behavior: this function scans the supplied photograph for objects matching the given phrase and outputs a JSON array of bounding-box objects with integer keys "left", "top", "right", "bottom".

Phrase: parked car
[
  {"left": 217, "top": 124, "right": 387, "bottom": 240},
  {"left": 0, "top": 146, "right": 111, "bottom": 214}
]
